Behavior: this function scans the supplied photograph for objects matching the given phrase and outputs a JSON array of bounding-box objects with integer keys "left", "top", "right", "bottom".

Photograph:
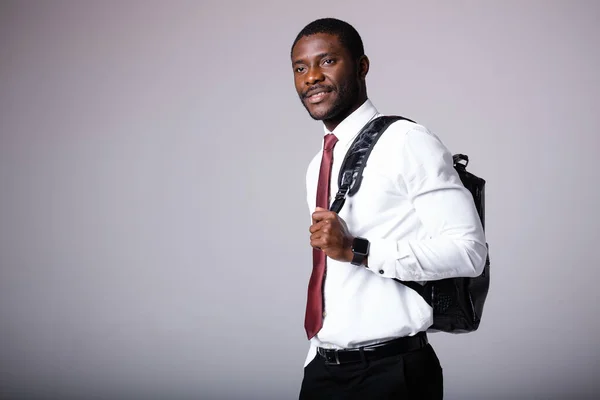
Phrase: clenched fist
[{"left": 310, "top": 207, "right": 354, "bottom": 262}]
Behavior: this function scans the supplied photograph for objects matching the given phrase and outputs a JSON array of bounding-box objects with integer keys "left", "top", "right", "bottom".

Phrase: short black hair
[{"left": 291, "top": 18, "right": 365, "bottom": 60}]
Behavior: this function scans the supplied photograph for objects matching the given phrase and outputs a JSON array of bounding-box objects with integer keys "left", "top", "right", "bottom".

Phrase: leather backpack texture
[{"left": 330, "top": 115, "right": 490, "bottom": 333}]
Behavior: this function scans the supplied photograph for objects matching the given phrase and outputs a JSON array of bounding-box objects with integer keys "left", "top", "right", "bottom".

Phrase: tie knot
[{"left": 323, "top": 134, "right": 338, "bottom": 151}]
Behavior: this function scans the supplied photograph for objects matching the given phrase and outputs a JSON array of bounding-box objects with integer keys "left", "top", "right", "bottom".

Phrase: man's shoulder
[
  {"left": 380, "top": 114, "right": 429, "bottom": 134},
  {"left": 373, "top": 115, "right": 434, "bottom": 146}
]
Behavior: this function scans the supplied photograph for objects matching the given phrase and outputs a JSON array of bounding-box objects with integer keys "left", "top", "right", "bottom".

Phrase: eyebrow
[{"left": 293, "top": 52, "right": 336, "bottom": 65}]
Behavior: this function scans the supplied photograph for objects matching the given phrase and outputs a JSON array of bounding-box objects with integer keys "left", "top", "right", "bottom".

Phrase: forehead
[{"left": 291, "top": 33, "right": 347, "bottom": 61}]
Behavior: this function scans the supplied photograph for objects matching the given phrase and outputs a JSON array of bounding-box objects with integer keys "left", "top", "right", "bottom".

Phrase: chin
[
  {"left": 308, "top": 111, "right": 329, "bottom": 121},
  {"left": 307, "top": 104, "right": 335, "bottom": 121}
]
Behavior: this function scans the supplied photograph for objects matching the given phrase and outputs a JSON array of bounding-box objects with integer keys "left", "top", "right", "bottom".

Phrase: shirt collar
[{"left": 323, "top": 99, "right": 380, "bottom": 146}]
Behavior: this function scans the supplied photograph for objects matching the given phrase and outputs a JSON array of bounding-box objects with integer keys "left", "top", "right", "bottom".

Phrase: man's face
[{"left": 291, "top": 33, "right": 360, "bottom": 124}]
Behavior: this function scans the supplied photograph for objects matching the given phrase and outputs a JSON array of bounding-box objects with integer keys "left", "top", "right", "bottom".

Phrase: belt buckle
[{"left": 321, "top": 349, "right": 341, "bottom": 365}]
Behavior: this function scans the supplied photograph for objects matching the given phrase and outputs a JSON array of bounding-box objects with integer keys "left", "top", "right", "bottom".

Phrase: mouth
[{"left": 304, "top": 87, "right": 333, "bottom": 104}]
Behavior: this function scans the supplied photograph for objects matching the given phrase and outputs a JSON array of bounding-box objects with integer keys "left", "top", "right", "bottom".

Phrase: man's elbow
[{"left": 463, "top": 241, "right": 488, "bottom": 277}]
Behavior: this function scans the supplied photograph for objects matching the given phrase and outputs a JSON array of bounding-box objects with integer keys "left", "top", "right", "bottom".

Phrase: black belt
[{"left": 316, "top": 332, "right": 428, "bottom": 365}]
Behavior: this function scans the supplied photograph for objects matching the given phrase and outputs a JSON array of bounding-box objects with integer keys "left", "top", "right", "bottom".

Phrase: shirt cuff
[{"left": 367, "top": 238, "right": 420, "bottom": 281}]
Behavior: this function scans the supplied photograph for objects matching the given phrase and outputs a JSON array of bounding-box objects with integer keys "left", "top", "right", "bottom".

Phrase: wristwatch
[{"left": 351, "top": 237, "right": 370, "bottom": 266}]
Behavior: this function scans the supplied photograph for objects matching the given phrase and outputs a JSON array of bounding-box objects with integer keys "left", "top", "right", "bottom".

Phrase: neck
[{"left": 323, "top": 94, "right": 368, "bottom": 132}]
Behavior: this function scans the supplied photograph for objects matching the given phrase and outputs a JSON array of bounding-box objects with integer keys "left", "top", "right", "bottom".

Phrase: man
[{"left": 291, "top": 18, "right": 487, "bottom": 399}]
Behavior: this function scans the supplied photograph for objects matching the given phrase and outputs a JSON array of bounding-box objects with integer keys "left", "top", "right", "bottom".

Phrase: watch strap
[{"left": 351, "top": 237, "right": 369, "bottom": 266}]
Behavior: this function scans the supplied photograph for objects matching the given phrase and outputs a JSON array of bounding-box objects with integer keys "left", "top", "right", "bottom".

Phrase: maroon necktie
[{"left": 305, "top": 133, "right": 338, "bottom": 339}]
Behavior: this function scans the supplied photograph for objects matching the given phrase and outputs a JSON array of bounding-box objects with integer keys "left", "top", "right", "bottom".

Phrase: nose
[{"left": 305, "top": 65, "right": 324, "bottom": 86}]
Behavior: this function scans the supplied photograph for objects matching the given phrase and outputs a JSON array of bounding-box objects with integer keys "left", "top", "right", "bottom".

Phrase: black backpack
[{"left": 329, "top": 116, "right": 490, "bottom": 333}]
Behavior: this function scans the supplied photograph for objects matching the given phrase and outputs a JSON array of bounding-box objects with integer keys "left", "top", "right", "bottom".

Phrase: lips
[
  {"left": 304, "top": 87, "right": 333, "bottom": 104},
  {"left": 307, "top": 91, "right": 330, "bottom": 104}
]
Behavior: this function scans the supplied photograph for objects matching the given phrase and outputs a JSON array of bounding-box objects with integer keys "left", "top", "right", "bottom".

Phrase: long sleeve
[{"left": 367, "top": 126, "right": 488, "bottom": 281}]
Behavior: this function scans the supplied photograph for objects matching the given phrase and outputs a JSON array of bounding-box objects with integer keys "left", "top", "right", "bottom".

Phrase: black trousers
[{"left": 299, "top": 343, "right": 443, "bottom": 400}]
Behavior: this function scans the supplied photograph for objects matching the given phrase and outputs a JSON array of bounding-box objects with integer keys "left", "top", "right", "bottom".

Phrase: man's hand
[{"left": 310, "top": 207, "right": 354, "bottom": 262}]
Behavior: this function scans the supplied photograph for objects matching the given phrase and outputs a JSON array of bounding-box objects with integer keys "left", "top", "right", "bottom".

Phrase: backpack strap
[
  {"left": 329, "top": 115, "right": 414, "bottom": 214},
  {"left": 328, "top": 115, "right": 427, "bottom": 298}
]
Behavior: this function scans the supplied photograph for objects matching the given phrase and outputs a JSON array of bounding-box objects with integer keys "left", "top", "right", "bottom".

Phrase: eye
[
  {"left": 323, "top": 59, "right": 335, "bottom": 65},
  {"left": 295, "top": 66, "right": 306, "bottom": 73}
]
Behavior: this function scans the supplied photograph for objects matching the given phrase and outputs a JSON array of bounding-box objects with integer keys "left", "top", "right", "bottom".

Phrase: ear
[{"left": 358, "top": 55, "right": 370, "bottom": 79}]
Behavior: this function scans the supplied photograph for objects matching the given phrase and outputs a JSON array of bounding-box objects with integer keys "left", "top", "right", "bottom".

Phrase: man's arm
[
  {"left": 310, "top": 126, "right": 487, "bottom": 281},
  {"left": 367, "top": 127, "right": 487, "bottom": 281}
]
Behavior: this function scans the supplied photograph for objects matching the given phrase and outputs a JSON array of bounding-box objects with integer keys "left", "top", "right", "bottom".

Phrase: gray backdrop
[{"left": 1, "top": 1, "right": 599, "bottom": 399}]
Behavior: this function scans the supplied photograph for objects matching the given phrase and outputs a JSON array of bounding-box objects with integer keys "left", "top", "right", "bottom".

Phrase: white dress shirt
[{"left": 303, "top": 99, "right": 487, "bottom": 367}]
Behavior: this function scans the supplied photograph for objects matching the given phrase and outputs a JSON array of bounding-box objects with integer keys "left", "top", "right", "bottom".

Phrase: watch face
[{"left": 352, "top": 238, "right": 369, "bottom": 255}]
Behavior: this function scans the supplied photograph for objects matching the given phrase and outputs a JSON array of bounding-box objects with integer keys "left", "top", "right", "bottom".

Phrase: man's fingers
[
  {"left": 310, "top": 231, "right": 329, "bottom": 247},
  {"left": 309, "top": 220, "right": 323, "bottom": 233},
  {"left": 311, "top": 233, "right": 332, "bottom": 249},
  {"left": 312, "top": 212, "right": 323, "bottom": 224},
  {"left": 309, "top": 218, "right": 333, "bottom": 233},
  {"left": 310, "top": 235, "right": 323, "bottom": 249},
  {"left": 312, "top": 209, "right": 335, "bottom": 224}
]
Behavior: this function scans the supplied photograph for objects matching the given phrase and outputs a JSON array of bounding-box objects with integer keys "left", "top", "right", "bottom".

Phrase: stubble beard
[{"left": 301, "top": 79, "right": 360, "bottom": 123}]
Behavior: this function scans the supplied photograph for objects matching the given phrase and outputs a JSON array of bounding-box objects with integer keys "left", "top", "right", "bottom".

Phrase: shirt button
[
  {"left": 379, "top": 270, "right": 384, "bottom": 274},
  {"left": 323, "top": 311, "right": 327, "bottom": 317}
]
